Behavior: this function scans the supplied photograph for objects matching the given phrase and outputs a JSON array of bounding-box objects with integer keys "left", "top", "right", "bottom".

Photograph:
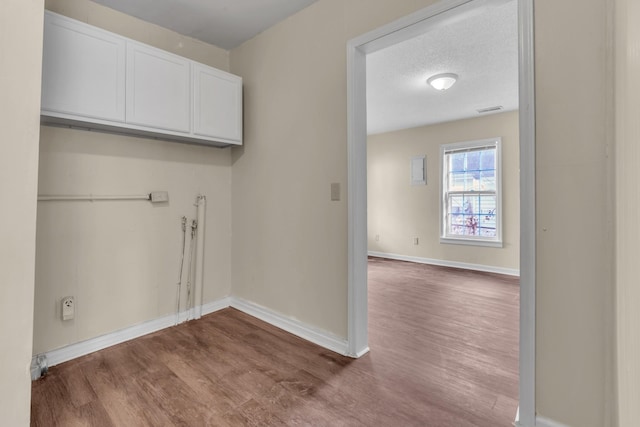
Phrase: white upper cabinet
[
  {"left": 126, "top": 41, "right": 191, "bottom": 133},
  {"left": 192, "top": 63, "right": 242, "bottom": 143},
  {"left": 41, "top": 11, "right": 242, "bottom": 147},
  {"left": 41, "top": 11, "right": 126, "bottom": 122}
]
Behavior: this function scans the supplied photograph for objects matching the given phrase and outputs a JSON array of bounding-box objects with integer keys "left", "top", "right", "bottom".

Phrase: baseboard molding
[
  {"left": 535, "top": 416, "right": 570, "bottom": 427},
  {"left": 368, "top": 251, "right": 520, "bottom": 276},
  {"left": 229, "top": 297, "right": 350, "bottom": 356},
  {"left": 201, "top": 297, "right": 232, "bottom": 316},
  {"left": 36, "top": 298, "right": 232, "bottom": 368},
  {"left": 33, "top": 295, "right": 350, "bottom": 371},
  {"left": 353, "top": 346, "right": 370, "bottom": 358}
]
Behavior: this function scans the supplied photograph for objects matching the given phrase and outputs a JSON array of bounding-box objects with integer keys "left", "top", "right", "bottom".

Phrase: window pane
[
  {"left": 480, "top": 148, "right": 496, "bottom": 170},
  {"left": 448, "top": 194, "right": 464, "bottom": 235},
  {"left": 466, "top": 151, "right": 481, "bottom": 171},
  {"left": 449, "top": 171, "right": 473, "bottom": 191},
  {"left": 480, "top": 170, "right": 496, "bottom": 191},
  {"left": 478, "top": 195, "right": 497, "bottom": 237},
  {"left": 442, "top": 140, "right": 500, "bottom": 243},
  {"left": 446, "top": 149, "right": 496, "bottom": 192},
  {"left": 450, "top": 152, "right": 465, "bottom": 172},
  {"left": 447, "top": 193, "right": 496, "bottom": 237},
  {"left": 447, "top": 194, "right": 476, "bottom": 236}
]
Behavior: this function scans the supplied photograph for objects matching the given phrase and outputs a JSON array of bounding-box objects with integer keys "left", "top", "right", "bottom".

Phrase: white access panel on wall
[
  {"left": 411, "top": 155, "right": 426, "bottom": 185},
  {"left": 41, "top": 11, "right": 126, "bottom": 122},
  {"left": 126, "top": 41, "right": 191, "bottom": 133},
  {"left": 192, "top": 63, "right": 243, "bottom": 142}
]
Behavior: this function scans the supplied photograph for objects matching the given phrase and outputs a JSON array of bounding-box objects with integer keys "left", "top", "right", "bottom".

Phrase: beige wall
[
  {"left": 229, "top": 0, "right": 450, "bottom": 343},
  {"left": 34, "top": 0, "right": 233, "bottom": 355},
  {"left": 367, "top": 111, "right": 519, "bottom": 271},
  {"left": 231, "top": 0, "right": 615, "bottom": 426},
  {"left": 535, "top": 0, "right": 615, "bottom": 425},
  {"left": 0, "top": 0, "right": 43, "bottom": 424},
  {"left": 34, "top": 128, "right": 232, "bottom": 354},
  {"left": 616, "top": 0, "right": 640, "bottom": 424}
]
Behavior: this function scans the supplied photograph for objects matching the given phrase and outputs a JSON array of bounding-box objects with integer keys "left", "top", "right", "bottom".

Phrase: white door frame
[{"left": 346, "top": 0, "right": 536, "bottom": 425}]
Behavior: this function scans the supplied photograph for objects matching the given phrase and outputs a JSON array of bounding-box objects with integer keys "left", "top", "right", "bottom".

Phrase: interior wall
[
  {"left": 230, "top": 0, "right": 442, "bottom": 339},
  {"left": 535, "top": 0, "right": 615, "bottom": 426},
  {"left": 34, "top": 0, "right": 233, "bottom": 355},
  {"left": 367, "top": 111, "right": 519, "bottom": 271},
  {"left": 0, "top": 0, "right": 43, "bottom": 424},
  {"left": 615, "top": 0, "right": 640, "bottom": 424},
  {"left": 231, "top": 0, "right": 615, "bottom": 426}
]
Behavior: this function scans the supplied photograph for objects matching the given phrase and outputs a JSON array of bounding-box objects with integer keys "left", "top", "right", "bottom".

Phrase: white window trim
[{"left": 440, "top": 137, "right": 503, "bottom": 248}]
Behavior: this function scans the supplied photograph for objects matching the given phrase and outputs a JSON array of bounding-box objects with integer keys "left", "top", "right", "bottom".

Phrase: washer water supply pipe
[
  {"left": 186, "top": 219, "right": 197, "bottom": 318},
  {"left": 194, "top": 195, "right": 206, "bottom": 320},
  {"left": 175, "top": 216, "right": 187, "bottom": 325},
  {"left": 176, "top": 195, "right": 206, "bottom": 322}
]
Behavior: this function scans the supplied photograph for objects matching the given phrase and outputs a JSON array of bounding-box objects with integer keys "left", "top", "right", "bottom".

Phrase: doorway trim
[{"left": 346, "top": 0, "right": 536, "bottom": 425}]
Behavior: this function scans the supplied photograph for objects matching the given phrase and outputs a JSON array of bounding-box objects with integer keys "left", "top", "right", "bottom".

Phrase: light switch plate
[{"left": 331, "top": 183, "right": 340, "bottom": 201}]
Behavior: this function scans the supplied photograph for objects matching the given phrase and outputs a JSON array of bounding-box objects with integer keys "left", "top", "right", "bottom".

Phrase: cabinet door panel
[
  {"left": 126, "top": 42, "right": 190, "bottom": 133},
  {"left": 42, "top": 12, "right": 125, "bottom": 122},
  {"left": 193, "top": 64, "right": 242, "bottom": 142}
]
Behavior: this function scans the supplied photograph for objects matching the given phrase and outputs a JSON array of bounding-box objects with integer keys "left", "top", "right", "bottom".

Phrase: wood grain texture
[{"left": 32, "top": 257, "right": 518, "bottom": 426}]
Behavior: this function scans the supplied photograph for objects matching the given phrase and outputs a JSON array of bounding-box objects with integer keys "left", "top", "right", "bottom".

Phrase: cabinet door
[
  {"left": 126, "top": 42, "right": 190, "bottom": 133},
  {"left": 192, "top": 63, "right": 242, "bottom": 143},
  {"left": 41, "top": 12, "right": 126, "bottom": 122}
]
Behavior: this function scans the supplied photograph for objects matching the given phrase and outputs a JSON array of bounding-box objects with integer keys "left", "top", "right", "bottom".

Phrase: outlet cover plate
[{"left": 62, "top": 296, "right": 74, "bottom": 321}]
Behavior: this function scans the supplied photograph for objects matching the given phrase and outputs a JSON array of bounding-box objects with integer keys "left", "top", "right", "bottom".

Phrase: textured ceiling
[
  {"left": 91, "top": 0, "right": 318, "bottom": 50},
  {"left": 366, "top": 0, "right": 519, "bottom": 135}
]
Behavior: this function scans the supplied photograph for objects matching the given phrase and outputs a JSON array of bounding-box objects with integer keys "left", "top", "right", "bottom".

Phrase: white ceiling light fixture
[{"left": 427, "top": 73, "right": 458, "bottom": 91}]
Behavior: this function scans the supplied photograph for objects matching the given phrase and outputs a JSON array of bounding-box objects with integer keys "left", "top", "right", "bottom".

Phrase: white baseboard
[
  {"left": 535, "top": 416, "right": 570, "bottom": 427},
  {"left": 353, "top": 346, "right": 370, "bottom": 358},
  {"left": 201, "top": 297, "right": 232, "bottom": 316},
  {"left": 229, "top": 297, "right": 350, "bottom": 356},
  {"left": 513, "top": 411, "right": 570, "bottom": 427},
  {"left": 368, "top": 251, "right": 520, "bottom": 276},
  {"left": 36, "top": 298, "right": 231, "bottom": 368},
  {"left": 33, "top": 295, "right": 349, "bottom": 371}
]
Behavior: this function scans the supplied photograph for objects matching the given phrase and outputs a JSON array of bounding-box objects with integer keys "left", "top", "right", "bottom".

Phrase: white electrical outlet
[{"left": 62, "top": 296, "right": 75, "bottom": 321}]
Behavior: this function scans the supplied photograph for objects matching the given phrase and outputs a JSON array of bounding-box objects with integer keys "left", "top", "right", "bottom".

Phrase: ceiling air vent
[{"left": 477, "top": 105, "right": 503, "bottom": 114}]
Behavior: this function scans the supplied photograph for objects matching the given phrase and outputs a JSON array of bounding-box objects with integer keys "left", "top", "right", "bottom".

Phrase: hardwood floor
[{"left": 31, "top": 257, "right": 519, "bottom": 426}]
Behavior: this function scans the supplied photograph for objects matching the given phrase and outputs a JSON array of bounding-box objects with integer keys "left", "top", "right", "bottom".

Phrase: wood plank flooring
[{"left": 31, "top": 257, "right": 519, "bottom": 426}]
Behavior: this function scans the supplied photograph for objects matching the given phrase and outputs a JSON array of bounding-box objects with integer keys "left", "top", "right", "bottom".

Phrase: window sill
[{"left": 440, "top": 237, "right": 503, "bottom": 248}]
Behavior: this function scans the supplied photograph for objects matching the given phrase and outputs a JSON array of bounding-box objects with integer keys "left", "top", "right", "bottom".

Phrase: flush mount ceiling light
[{"left": 427, "top": 73, "right": 458, "bottom": 91}]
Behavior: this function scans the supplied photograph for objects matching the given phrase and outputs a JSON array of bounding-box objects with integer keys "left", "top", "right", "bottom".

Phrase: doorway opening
[{"left": 347, "top": 0, "right": 535, "bottom": 425}]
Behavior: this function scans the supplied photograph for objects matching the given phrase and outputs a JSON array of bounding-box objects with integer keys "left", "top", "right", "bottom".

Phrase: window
[{"left": 440, "top": 138, "right": 502, "bottom": 247}]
